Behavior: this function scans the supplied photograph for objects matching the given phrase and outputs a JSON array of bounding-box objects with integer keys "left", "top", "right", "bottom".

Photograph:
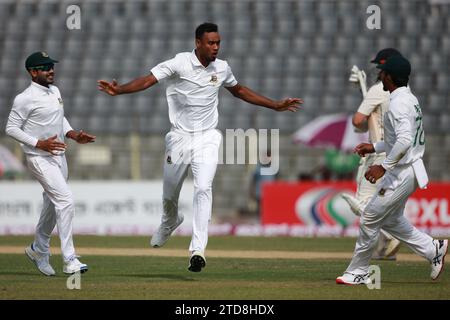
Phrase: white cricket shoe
[
  {"left": 336, "top": 272, "right": 371, "bottom": 285},
  {"left": 25, "top": 244, "right": 55, "bottom": 276},
  {"left": 188, "top": 251, "right": 206, "bottom": 273},
  {"left": 430, "top": 239, "right": 448, "bottom": 280},
  {"left": 341, "top": 193, "right": 362, "bottom": 216},
  {"left": 151, "top": 215, "right": 184, "bottom": 248},
  {"left": 63, "top": 256, "right": 88, "bottom": 274}
]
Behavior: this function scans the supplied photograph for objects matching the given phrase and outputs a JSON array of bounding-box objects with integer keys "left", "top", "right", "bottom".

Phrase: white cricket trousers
[
  {"left": 346, "top": 166, "right": 435, "bottom": 275},
  {"left": 162, "top": 129, "right": 222, "bottom": 254},
  {"left": 26, "top": 154, "right": 76, "bottom": 262}
]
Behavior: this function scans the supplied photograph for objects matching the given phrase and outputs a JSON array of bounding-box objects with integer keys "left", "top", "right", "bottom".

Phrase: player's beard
[
  {"left": 379, "top": 72, "right": 388, "bottom": 91},
  {"left": 36, "top": 73, "right": 54, "bottom": 87},
  {"left": 210, "top": 49, "right": 219, "bottom": 61},
  {"left": 46, "top": 75, "right": 54, "bottom": 85},
  {"left": 209, "top": 52, "right": 217, "bottom": 61}
]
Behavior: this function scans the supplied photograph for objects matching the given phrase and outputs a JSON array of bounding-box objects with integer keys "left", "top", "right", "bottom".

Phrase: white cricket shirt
[
  {"left": 374, "top": 86, "right": 428, "bottom": 188},
  {"left": 151, "top": 50, "right": 238, "bottom": 133},
  {"left": 357, "top": 81, "right": 390, "bottom": 143},
  {"left": 5, "top": 81, "right": 73, "bottom": 156}
]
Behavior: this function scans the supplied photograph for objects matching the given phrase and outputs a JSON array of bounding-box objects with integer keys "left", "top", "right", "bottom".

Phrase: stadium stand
[{"left": 0, "top": 0, "right": 449, "bottom": 217}]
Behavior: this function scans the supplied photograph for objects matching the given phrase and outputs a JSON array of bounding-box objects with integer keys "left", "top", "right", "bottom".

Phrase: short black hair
[
  {"left": 195, "top": 22, "right": 218, "bottom": 39},
  {"left": 390, "top": 74, "right": 409, "bottom": 87}
]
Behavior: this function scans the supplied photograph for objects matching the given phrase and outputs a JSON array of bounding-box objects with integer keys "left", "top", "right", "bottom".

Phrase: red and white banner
[
  {"left": 0, "top": 181, "right": 194, "bottom": 235},
  {"left": 2, "top": 180, "right": 448, "bottom": 237},
  {"left": 261, "top": 181, "right": 450, "bottom": 237}
]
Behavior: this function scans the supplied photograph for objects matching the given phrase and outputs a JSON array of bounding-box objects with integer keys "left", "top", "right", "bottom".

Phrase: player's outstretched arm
[
  {"left": 97, "top": 74, "right": 158, "bottom": 96},
  {"left": 226, "top": 84, "right": 303, "bottom": 112}
]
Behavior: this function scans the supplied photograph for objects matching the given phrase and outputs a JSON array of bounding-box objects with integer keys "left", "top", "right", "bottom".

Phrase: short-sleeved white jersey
[
  {"left": 151, "top": 50, "right": 238, "bottom": 133},
  {"left": 6, "top": 81, "right": 73, "bottom": 156}
]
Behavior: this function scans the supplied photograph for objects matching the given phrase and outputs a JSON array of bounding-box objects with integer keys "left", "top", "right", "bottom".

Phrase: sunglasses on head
[{"left": 31, "top": 64, "right": 54, "bottom": 71}]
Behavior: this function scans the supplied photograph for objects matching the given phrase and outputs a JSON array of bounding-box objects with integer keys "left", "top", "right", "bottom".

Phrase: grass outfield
[{"left": 0, "top": 236, "right": 448, "bottom": 300}]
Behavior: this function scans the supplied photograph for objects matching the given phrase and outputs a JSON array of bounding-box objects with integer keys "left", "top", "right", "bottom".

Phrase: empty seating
[{"left": 0, "top": 0, "right": 448, "bottom": 186}]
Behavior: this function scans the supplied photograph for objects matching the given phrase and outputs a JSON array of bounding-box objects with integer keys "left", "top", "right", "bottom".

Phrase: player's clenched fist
[
  {"left": 364, "top": 165, "right": 386, "bottom": 184},
  {"left": 354, "top": 143, "right": 375, "bottom": 157}
]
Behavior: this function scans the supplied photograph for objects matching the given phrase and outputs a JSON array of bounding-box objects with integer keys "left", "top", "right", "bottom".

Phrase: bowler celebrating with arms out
[
  {"left": 336, "top": 55, "right": 448, "bottom": 285},
  {"left": 98, "top": 23, "right": 302, "bottom": 272},
  {"left": 6, "top": 52, "right": 96, "bottom": 276}
]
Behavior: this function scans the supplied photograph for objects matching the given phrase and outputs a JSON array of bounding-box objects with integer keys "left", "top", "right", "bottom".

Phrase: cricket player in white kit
[
  {"left": 337, "top": 55, "right": 448, "bottom": 285},
  {"left": 6, "top": 52, "right": 96, "bottom": 276},
  {"left": 98, "top": 23, "right": 302, "bottom": 272},
  {"left": 342, "top": 49, "right": 403, "bottom": 260}
]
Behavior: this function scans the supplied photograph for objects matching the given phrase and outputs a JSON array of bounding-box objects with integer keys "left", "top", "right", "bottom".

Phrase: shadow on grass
[{"left": 115, "top": 273, "right": 197, "bottom": 281}]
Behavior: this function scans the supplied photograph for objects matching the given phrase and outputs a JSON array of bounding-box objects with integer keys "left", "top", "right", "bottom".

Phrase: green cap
[
  {"left": 25, "top": 51, "right": 58, "bottom": 69},
  {"left": 376, "top": 55, "right": 411, "bottom": 78}
]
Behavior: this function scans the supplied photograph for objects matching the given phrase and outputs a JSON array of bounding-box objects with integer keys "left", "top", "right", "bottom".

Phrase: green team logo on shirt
[{"left": 413, "top": 104, "right": 425, "bottom": 147}]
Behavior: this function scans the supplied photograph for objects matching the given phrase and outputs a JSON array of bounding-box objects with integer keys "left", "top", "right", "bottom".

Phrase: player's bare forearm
[
  {"left": 97, "top": 74, "right": 157, "bottom": 96},
  {"left": 118, "top": 75, "right": 157, "bottom": 94},
  {"left": 352, "top": 112, "right": 369, "bottom": 131},
  {"left": 226, "top": 84, "right": 302, "bottom": 112},
  {"left": 227, "top": 85, "right": 276, "bottom": 108}
]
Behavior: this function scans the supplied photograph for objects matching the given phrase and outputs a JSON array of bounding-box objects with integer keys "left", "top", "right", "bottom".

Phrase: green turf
[
  {"left": 0, "top": 235, "right": 360, "bottom": 252},
  {"left": 0, "top": 236, "right": 448, "bottom": 300}
]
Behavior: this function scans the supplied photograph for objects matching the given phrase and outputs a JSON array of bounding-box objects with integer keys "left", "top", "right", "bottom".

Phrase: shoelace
[
  {"left": 432, "top": 240, "right": 444, "bottom": 266},
  {"left": 67, "top": 255, "right": 82, "bottom": 262},
  {"left": 433, "top": 255, "right": 442, "bottom": 266},
  {"left": 353, "top": 274, "right": 367, "bottom": 283}
]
